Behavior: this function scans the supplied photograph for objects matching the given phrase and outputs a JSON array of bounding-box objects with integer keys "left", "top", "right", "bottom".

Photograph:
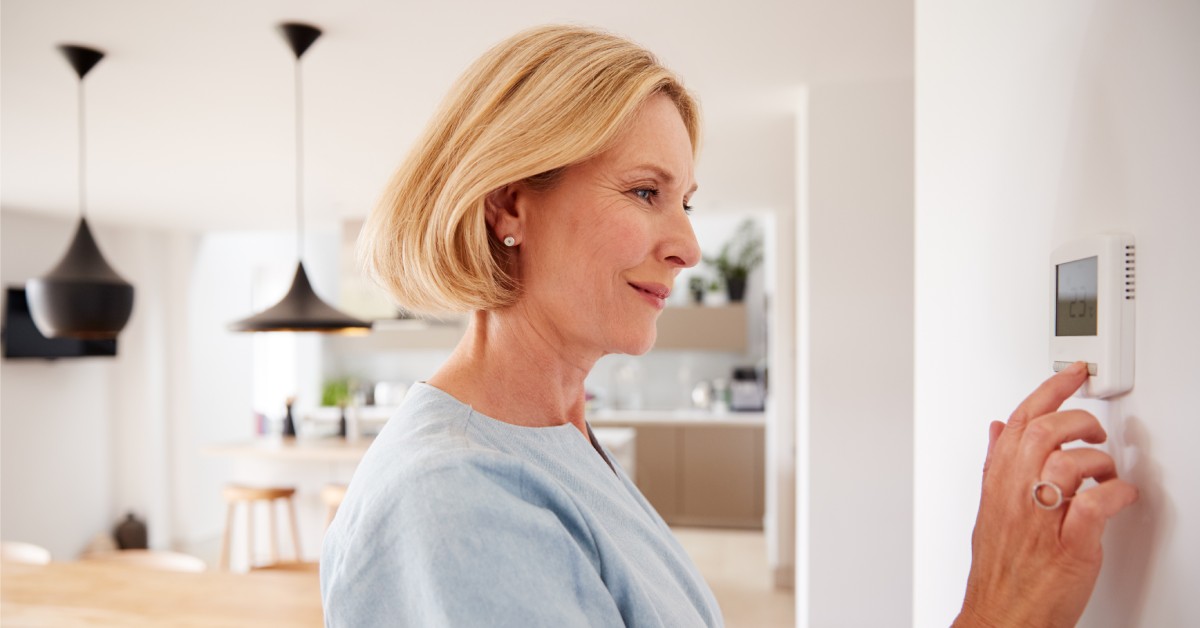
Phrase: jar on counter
[
  {"left": 710, "top": 378, "right": 730, "bottom": 413},
  {"left": 729, "top": 367, "right": 765, "bottom": 412}
]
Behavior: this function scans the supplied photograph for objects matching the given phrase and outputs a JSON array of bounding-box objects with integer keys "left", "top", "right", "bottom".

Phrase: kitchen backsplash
[{"left": 321, "top": 346, "right": 757, "bottom": 413}]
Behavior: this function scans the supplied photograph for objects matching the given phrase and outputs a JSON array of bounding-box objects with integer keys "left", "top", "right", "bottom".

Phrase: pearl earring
[{"left": 503, "top": 236, "right": 516, "bottom": 247}]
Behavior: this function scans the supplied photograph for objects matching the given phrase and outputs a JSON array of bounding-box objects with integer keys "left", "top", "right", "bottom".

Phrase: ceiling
[{"left": 1, "top": 0, "right": 911, "bottom": 232}]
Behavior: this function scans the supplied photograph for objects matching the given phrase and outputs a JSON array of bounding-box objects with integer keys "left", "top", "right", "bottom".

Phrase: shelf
[
  {"left": 323, "top": 305, "right": 747, "bottom": 353},
  {"left": 654, "top": 304, "right": 747, "bottom": 351}
]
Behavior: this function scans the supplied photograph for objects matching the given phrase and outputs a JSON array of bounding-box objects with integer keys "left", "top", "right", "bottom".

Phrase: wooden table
[{"left": 1, "top": 560, "right": 322, "bottom": 627}]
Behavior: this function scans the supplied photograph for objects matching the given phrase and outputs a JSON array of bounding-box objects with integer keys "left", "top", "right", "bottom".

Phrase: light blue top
[{"left": 321, "top": 383, "right": 724, "bottom": 627}]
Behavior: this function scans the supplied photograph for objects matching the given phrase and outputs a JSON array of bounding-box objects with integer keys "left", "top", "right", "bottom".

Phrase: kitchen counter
[
  {"left": 205, "top": 436, "right": 374, "bottom": 463},
  {"left": 205, "top": 427, "right": 639, "bottom": 464},
  {"left": 587, "top": 409, "right": 766, "bottom": 428},
  {"left": 294, "top": 405, "right": 767, "bottom": 431}
]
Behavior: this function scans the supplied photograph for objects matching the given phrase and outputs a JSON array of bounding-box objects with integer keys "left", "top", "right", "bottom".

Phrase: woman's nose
[{"left": 662, "top": 211, "right": 702, "bottom": 269}]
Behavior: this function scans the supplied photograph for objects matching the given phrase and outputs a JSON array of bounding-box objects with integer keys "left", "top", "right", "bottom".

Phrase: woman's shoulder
[
  {"left": 343, "top": 383, "right": 595, "bottom": 537},
  {"left": 322, "top": 395, "right": 612, "bottom": 627},
  {"left": 355, "top": 384, "right": 577, "bottom": 507},
  {"left": 357, "top": 384, "right": 524, "bottom": 490}
]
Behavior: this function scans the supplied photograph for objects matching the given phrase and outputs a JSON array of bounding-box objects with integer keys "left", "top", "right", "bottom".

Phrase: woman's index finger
[{"left": 1006, "top": 362, "right": 1089, "bottom": 431}]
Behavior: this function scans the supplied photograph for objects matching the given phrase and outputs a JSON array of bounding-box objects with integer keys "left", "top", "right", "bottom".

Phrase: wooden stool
[
  {"left": 219, "top": 485, "right": 301, "bottom": 571},
  {"left": 321, "top": 484, "right": 348, "bottom": 529}
]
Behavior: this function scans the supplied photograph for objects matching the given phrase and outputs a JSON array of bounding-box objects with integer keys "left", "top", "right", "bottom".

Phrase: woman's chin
[{"left": 615, "top": 329, "right": 657, "bottom": 356}]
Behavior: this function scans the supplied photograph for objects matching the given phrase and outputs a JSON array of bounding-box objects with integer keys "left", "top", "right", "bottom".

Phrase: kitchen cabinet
[
  {"left": 654, "top": 304, "right": 747, "bottom": 351},
  {"left": 630, "top": 424, "right": 765, "bottom": 529}
]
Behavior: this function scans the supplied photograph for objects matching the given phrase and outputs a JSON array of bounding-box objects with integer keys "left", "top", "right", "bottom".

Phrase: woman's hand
[{"left": 954, "top": 362, "right": 1139, "bottom": 627}]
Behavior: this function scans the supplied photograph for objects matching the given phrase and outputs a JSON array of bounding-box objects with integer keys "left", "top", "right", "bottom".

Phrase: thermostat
[{"left": 1049, "top": 234, "right": 1135, "bottom": 398}]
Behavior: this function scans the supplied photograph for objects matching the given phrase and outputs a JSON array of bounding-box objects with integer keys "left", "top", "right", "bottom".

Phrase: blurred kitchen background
[{"left": 4, "top": 1, "right": 1198, "bottom": 628}]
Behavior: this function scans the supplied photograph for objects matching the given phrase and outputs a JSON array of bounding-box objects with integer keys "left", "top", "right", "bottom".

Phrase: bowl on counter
[{"left": 300, "top": 406, "right": 401, "bottom": 439}]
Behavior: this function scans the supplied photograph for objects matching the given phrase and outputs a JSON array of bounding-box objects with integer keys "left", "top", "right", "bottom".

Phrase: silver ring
[{"left": 1032, "top": 480, "right": 1065, "bottom": 510}]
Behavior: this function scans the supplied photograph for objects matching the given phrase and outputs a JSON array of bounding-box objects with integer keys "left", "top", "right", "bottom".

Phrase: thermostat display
[
  {"left": 1049, "top": 234, "right": 1135, "bottom": 398},
  {"left": 1056, "top": 257, "right": 1098, "bottom": 337}
]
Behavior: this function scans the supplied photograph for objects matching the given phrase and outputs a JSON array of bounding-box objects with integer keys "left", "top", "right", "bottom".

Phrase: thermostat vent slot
[{"left": 1124, "top": 245, "right": 1136, "bottom": 300}]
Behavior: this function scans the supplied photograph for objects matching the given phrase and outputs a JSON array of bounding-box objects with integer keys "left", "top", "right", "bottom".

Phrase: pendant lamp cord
[
  {"left": 78, "top": 78, "right": 87, "bottom": 220},
  {"left": 294, "top": 60, "right": 305, "bottom": 263}
]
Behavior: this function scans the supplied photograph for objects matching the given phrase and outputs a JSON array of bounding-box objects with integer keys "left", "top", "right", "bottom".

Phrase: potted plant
[
  {"left": 687, "top": 276, "right": 707, "bottom": 305},
  {"left": 703, "top": 278, "right": 728, "bottom": 307},
  {"left": 703, "top": 219, "right": 764, "bottom": 302},
  {"left": 322, "top": 378, "right": 352, "bottom": 438}
]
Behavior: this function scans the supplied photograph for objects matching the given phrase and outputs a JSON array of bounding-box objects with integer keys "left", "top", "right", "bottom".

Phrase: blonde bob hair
[{"left": 359, "top": 24, "right": 700, "bottom": 315}]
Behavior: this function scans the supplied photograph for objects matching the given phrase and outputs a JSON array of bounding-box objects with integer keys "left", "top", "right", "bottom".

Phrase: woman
[{"left": 321, "top": 25, "right": 1137, "bottom": 627}]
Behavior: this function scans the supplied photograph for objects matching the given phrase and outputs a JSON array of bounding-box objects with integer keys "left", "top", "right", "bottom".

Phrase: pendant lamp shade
[
  {"left": 26, "top": 45, "right": 134, "bottom": 340},
  {"left": 228, "top": 23, "right": 371, "bottom": 334},
  {"left": 228, "top": 262, "right": 370, "bottom": 334}
]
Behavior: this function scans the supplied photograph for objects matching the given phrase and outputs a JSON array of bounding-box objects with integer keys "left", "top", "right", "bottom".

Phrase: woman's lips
[{"left": 628, "top": 281, "right": 670, "bottom": 310}]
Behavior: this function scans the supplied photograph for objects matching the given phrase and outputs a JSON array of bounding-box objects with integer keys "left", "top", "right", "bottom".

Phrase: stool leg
[
  {"left": 287, "top": 497, "right": 302, "bottom": 561},
  {"left": 246, "top": 501, "right": 256, "bottom": 570},
  {"left": 219, "top": 502, "right": 236, "bottom": 571},
  {"left": 268, "top": 498, "right": 279, "bottom": 565}
]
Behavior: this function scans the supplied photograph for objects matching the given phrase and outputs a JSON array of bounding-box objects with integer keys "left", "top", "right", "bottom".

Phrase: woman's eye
[{"left": 632, "top": 188, "right": 691, "bottom": 215}]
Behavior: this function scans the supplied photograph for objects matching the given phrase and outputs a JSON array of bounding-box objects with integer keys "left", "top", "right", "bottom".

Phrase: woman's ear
[{"left": 484, "top": 184, "right": 524, "bottom": 245}]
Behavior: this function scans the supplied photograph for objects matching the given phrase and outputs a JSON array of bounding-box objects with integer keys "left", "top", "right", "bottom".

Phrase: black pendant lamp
[
  {"left": 26, "top": 45, "right": 134, "bottom": 340},
  {"left": 229, "top": 23, "right": 371, "bottom": 335}
]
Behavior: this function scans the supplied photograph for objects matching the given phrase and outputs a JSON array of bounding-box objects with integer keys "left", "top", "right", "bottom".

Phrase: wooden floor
[{"left": 672, "top": 527, "right": 795, "bottom": 628}]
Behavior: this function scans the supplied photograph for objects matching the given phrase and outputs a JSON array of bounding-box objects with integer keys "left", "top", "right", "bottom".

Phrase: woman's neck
[{"left": 427, "top": 309, "right": 599, "bottom": 439}]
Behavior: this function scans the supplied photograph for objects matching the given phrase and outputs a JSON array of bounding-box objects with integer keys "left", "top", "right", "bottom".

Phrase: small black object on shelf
[
  {"left": 282, "top": 400, "right": 297, "bottom": 437},
  {"left": 114, "top": 512, "right": 148, "bottom": 550}
]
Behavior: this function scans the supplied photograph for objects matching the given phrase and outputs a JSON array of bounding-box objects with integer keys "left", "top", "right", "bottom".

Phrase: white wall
[
  {"left": 0, "top": 210, "right": 183, "bottom": 557},
  {"left": 915, "top": 1, "right": 1200, "bottom": 626},
  {"left": 0, "top": 209, "right": 341, "bottom": 562},
  {"left": 798, "top": 80, "right": 915, "bottom": 627},
  {"left": 173, "top": 230, "right": 335, "bottom": 555}
]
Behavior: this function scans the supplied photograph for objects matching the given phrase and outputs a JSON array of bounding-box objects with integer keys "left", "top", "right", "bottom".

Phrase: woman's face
[{"left": 514, "top": 94, "right": 701, "bottom": 360}]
